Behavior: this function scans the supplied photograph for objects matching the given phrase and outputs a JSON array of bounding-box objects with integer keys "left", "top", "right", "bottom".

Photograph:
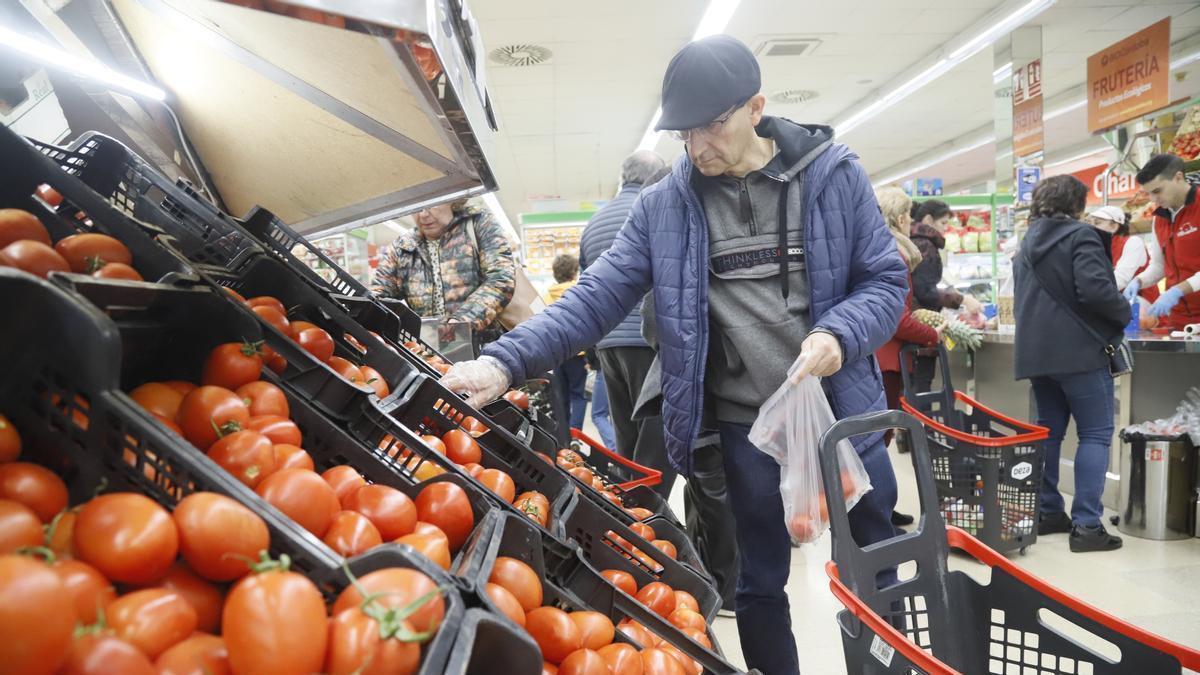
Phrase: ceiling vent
[
  {"left": 755, "top": 38, "right": 822, "bottom": 58},
  {"left": 489, "top": 44, "right": 553, "bottom": 67},
  {"left": 770, "top": 89, "right": 819, "bottom": 105}
]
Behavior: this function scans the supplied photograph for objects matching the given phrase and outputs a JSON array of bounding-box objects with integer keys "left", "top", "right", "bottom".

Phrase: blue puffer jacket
[
  {"left": 483, "top": 119, "right": 906, "bottom": 476},
  {"left": 579, "top": 182, "right": 648, "bottom": 350}
]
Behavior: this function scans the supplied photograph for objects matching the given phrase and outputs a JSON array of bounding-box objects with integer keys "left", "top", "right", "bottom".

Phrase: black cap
[{"left": 656, "top": 35, "right": 761, "bottom": 131}]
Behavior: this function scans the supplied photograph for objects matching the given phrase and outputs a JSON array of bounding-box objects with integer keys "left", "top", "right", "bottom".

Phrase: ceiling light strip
[
  {"left": 872, "top": 136, "right": 995, "bottom": 188},
  {"left": 0, "top": 25, "right": 166, "bottom": 101}
]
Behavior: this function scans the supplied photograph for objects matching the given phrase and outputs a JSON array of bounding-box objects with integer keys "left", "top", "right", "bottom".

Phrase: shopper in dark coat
[
  {"left": 1013, "top": 175, "right": 1130, "bottom": 553},
  {"left": 908, "top": 199, "right": 972, "bottom": 396}
]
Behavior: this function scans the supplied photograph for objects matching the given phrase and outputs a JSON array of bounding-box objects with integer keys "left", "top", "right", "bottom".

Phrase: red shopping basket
[
  {"left": 900, "top": 345, "right": 1048, "bottom": 555},
  {"left": 569, "top": 428, "right": 663, "bottom": 491},
  {"left": 818, "top": 410, "right": 1200, "bottom": 674}
]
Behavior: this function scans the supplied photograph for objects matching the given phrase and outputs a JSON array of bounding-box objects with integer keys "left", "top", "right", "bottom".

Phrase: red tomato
[
  {"left": 273, "top": 444, "right": 314, "bottom": 471},
  {"left": 322, "top": 466, "right": 367, "bottom": 507},
  {"left": 92, "top": 262, "right": 143, "bottom": 281},
  {"left": 344, "top": 333, "right": 367, "bottom": 354},
  {"left": 526, "top": 607, "right": 583, "bottom": 664},
  {"left": 156, "top": 562, "right": 224, "bottom": 634},
  {"left": 251, "top": 304, "right": 290, "bottom": 336},
  {"left": 477, "top": 468, "right": 516, "bottom": 503},
  {"left": 344, "top": 484, "right": 417, "bottom": 540},
  {"left": 558, "top": 648, "right": 610, "bottom": 675},
  {"left": 461, "top": 462, "right": 485, "bottom": 478},
  {"left": 207, "top": 430, "right": 276, "bottom": 488},
  {"left": 332, "top": 567, "right": 444, "bottom": 633},
  {"left": 47, "top": 509, "right": 77, "bottom": 559},
  {"left": 483, "top": 582, "right": 526, "bottom": 627},
  {"left": 54, "top": 233, "right": 132, "bottom": 273},
  {"left": 414, "top": 482, "right": 474, "bottom": 551},
  {"left": 201, "top": 342, "right": 263, "bottom": 390},
  {"left": 0, "top": 208, "right": 51, "bottom": 247},
  {"left": 155, "top": 633, "right": 230, "bottom": 675},
  {"left": 412, "top": 521, "right": 450, "bottom": 549},
  {"left": 327, "top": 356, "right": 364, "bottom": 385},
  {"left": 630, "top": 522, "right": 656, "bottom": 541},
  {"left": 668, "top": 607, "right": 706, "bottom": 632},
  {"left": 640, "top": 648, "right": 686, "bottom": 675},
  {"left": 442, "top": 429, "right": 481, "bottom": 465},
  {"left": 323, "top": 510, "right": 382, "bottom": 557},
  {"left": 74, "top": 493, "right": 178, "bottom": 584},
  {"left": 626, "top": 507, "right": 654, "bottom": 521},
  {"left": 568, "top": 465, "right": 595, "bottom": 484},
  {"left": 674, "top": 590, "right": 699, "bottom": 613},
  {"left": 296, "top": 326, "right": 335, "bottom": 362},
  {"left": 107, "top": 588, "right": 198, "bottom": 659},
  {"left": 597, "top": 643, "right": 642, "bottom": 675},
  {"left": 394, "top": 532, "right": 450, "bottom": 570},
  {"left": 635, "top": 582, "right": 676, "bottom": 619},
  {"left": 235, "top": 381, "right": 290, "bottom": 418},
  {"left": 657, "top": 642, "right": 700, "bottom": 675},
  {"left": 570, "top": 611, "right": 616, "bottom": 650},
  {"left": 600, "top": 569, "right": 638, "bottom": 597},
  {"left": 223, "top": 563, "right": 328, "bottom": 675},
  {"left": 256, "top": 468, "right": 340, "bottom": 537},
  {"left": 0, "top": 555, "right": 75, "bottom": 674},
  {"left": 515, "top": 491, "right": 551, "bottom": 528},
  {"left": 324, "top": 607, "right": 421, "bottom": 675},
  {"left": 543, "top": 663, "right": 559, "bottom": 675},
  {"left": 262, "top": 346, "right": 288, "bottom": 375},
  {"left": 177, "top": 386, "right": 250, "bottom": 451},
  {"left": 503, "top": 389, "right": 530, "bottom": 410},
  {"left": 173, "top": 492, "right": 269, "bottom": 582},
  {"left": 422, "top": 434, "right": 447, "bottom": 455},
  {"left": 223, "top": 288, "right": 248, "bottom": 304},
  {"left": 0, "top": 461, "right": 68, "bottom": 522},
  {"left": 0, "top": 240, "right": 69, "bottom": 278},
  {"left": 162, "top": 380, "right": 197, "bottom": 397},
  {"left": 245, "top": 296, "right": 286, "bottom": 316},
  {"left": 129, "top": 382, "right": 184, "bottom": 421},
  {"left": 651, "top": 539, "right": 677, "bottom": 560},
  {"left": 63, "top": 634, "right": 156, "bottom": 675},
  {"left": 50, "top": 558, "right": 115, "bottom": 625},
  {"left": 0, "top": 414, "right": 19, "bottom": 462},
  {"left": 461, "top": 416, "right": 489, "bottom": 436},
  {"left": 359, "top": 366, "right": 390, "bottom": 397},
  {"left": 247, "top": 414, "right": 303, "bottom": 446},
  {"left": 488, "top": 556, "right": 542, "bottom": 612},
  {"left": 0, "top": 498, "right": 42, "bottom": 553},
  {"left": 616, "top": 621, "right": 656, "bottom": 649},
  {"left": 35, "top": 185, "right": 62, "bottom": 207}
]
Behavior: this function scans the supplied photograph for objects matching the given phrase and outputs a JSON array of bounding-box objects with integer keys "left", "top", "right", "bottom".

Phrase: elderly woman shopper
[
  {"left": 372, "top": 199, "right": 517, "bottom": 343},
  {"left": 1014, "top": 175, "right": 1129, "bottom": 553},
  {"left": 1088, "top": 205, "right": 1159, "bottom": 304}
]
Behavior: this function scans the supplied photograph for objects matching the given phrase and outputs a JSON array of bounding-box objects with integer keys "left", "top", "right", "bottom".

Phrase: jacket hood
[
  {"left": 757, "top": 116, "right": 834, "bottom": 180},
  {"left": 910, "top": 222, "right": 945, "bottom": 249},
  {"left": 1025, "top": 215, "right": 1093, "bottom": 265}
]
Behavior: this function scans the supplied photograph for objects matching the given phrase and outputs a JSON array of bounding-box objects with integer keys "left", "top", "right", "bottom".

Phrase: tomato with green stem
[
  {"left": 332, "top": 567, "right": 445, "bottom": 634},
  {"left": 54, "top": 233, "right": 132, "bottom": 273},
  {"left": 206, "top": 429, "right": 276, "bottom": 488},
  {"left": 177, "top": 386, "right": 249, "bottom": 451},
  {"left": 201, "top": 341, "right": 264, "bottom": 390},
  {"left": 324, "top": 587, "right": 441, "bottom": 675},
  {"left": 235, "top": 380, "right": 289, "bottom": 418},
  {"left": 222, "top": 553, "right": 328, "bottom": 675}
]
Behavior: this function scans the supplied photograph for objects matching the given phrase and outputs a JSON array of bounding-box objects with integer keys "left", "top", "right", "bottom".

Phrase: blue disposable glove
[
  {"left": 1147, "top": 287, "right": 1184, "bottom": 317},
  {"left": 1122, "top": 279, "right": 1141, "bottom": 303}
]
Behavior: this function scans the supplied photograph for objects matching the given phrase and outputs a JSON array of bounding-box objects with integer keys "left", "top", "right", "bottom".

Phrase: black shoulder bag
[{"left": 1020, "top": 246, "right": 1133, "bottom": 377}]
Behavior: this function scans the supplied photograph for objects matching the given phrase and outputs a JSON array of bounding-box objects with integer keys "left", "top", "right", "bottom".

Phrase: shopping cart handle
[{"left": 820, "top": 409, "right": 925, "bottom": 451}]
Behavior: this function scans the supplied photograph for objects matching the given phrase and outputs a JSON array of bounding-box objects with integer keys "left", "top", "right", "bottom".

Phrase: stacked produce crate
[{"left": 0, "top": 125, "right": 742, "bottom": 674}]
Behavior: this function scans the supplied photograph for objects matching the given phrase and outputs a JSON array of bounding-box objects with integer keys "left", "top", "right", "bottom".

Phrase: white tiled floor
[{"left": 665, "top": 441, "right": 1200, "bottom": 674}]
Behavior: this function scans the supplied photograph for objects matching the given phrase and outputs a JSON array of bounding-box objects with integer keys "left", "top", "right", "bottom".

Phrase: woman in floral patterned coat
[{"left": 372, "top": 199, "right": 517, "bottom": 342}]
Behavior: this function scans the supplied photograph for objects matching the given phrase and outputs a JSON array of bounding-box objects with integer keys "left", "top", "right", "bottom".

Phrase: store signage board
[
  {"left": 1067, "top": 164, "right": 1140, "bottom": 205},
  {"left": 1012, "top": 59, "right": 1043, "bottom": 158},
  {"left": 1087, "top": 18, "right": 1171, "bottom": 134}
]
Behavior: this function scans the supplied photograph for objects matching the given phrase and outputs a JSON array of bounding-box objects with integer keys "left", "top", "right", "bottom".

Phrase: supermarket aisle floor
[{"left": 666, "top": 442, "right": 1200, "bottom": 674}]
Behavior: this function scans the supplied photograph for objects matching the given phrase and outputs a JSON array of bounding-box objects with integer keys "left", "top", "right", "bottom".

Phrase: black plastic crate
[
  {"left": 0, "top": 125, "right": 200, "bottom": 285},
  {"left": 457, "top": 511, "right": 743, "bottom": 674},
  {"left": 442, "top": 607, "right": 544, "bottom": 675},
  {"left": 358, "top": 375, "right": 578, "bottom": 539}
]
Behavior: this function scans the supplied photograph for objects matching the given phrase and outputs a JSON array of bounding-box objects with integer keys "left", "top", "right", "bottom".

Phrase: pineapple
[{"left": 912, "top": 308, "right": 983, "bottom": 351}]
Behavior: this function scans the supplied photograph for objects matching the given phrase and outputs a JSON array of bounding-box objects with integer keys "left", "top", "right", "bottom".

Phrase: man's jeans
[
  {"left": 1030, "top": 368, "right": 1114, "bottom": 527},
  {"left": 719, "top": 423, "right": 899, "bottom": 675},
  {"left": 589, "top": 369, "right": 618, "bottom": 451},
  {"left": 553, "top": 355, "right": 588, "bottom": 430}
]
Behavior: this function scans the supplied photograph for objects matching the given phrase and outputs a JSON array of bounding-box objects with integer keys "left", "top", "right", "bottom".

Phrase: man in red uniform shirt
[{"left": 1125, "top": 154, "right": 1200, "bottom": 329}]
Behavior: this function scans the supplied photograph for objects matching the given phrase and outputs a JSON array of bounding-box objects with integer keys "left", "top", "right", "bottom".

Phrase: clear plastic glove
[
  {"left": 1122, "top": 279, "right": 1141, "bottom": 303},
  {"left": 1148, "top": 287, "right": 1184, "bottom": 317},
  {"left": 788, "top": 331, "right": 843, "bottom": 382},
  {"left": 440, "top": 356, "right": 511, "bottom": 408}
]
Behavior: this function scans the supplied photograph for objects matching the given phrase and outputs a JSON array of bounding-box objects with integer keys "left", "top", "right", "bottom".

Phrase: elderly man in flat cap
[{"left": 445, "top": 35, "right": 906, "bottom": 674}]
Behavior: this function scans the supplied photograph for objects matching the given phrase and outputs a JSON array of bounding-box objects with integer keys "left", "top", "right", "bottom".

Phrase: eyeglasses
[{"left": 667, "top": 99, "right": 747, "bottom": 142}]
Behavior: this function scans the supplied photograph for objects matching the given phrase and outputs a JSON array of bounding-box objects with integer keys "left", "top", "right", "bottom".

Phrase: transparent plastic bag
[{"left": 749, "top": 369, "right": 873, "bottom": 543}]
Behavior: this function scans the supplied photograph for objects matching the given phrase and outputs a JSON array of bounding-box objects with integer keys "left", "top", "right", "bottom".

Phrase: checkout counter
[{"left": 940, "top": 331, "right": 1200, "bottom": 510}]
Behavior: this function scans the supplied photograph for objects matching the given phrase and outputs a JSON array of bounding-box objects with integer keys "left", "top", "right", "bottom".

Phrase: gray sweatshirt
[{"left": 697, "top": 120, "right": 833, "bottom": 424}]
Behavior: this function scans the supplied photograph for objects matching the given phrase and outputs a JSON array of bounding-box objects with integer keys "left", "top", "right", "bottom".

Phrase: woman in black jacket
[{"left": 1014, "top": 175, "right": 1130, "bottom": 553}]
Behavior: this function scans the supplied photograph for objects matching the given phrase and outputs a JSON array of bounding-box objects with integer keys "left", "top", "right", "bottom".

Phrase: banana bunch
[{"left": 912, "top": 308, "right": 983, "bottom": 351}]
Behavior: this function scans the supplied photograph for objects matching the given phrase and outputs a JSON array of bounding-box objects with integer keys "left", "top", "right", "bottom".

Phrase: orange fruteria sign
[{"left": 1087, "top": 18, "right": 1171, "bottom": 133}]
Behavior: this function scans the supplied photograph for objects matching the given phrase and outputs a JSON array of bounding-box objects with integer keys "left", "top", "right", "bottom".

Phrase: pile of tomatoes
[
  {"left": 0, "top": 415, "right": 447, "bottom": 675},
  {"left": 484, "top": 554, "right": 707, "bottom": 675},
  {"left": 126, "top": 340, "right": 474, "bottom": 568},
  {"left": 0, "top": 206, "right": 146, "bottom": 281},
  {"left": 221, "top": 290, "right": 393, "bottom": 399}
]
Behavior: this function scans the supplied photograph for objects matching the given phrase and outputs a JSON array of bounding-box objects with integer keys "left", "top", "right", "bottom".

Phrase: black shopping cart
[
  {"left": 900, "top": 344, "right": 1047, "bottom": 554},
  {"left": 817, "top": 410, "right": 1200, "bottom": 674}
]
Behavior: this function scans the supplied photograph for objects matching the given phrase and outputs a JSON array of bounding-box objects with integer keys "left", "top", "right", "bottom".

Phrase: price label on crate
[
  {"left": 1010, "top": 461, "right": 1033, "bottom": 480},
  {"left": 870, "top": 634, "right": 896, "bottom": 666}
]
